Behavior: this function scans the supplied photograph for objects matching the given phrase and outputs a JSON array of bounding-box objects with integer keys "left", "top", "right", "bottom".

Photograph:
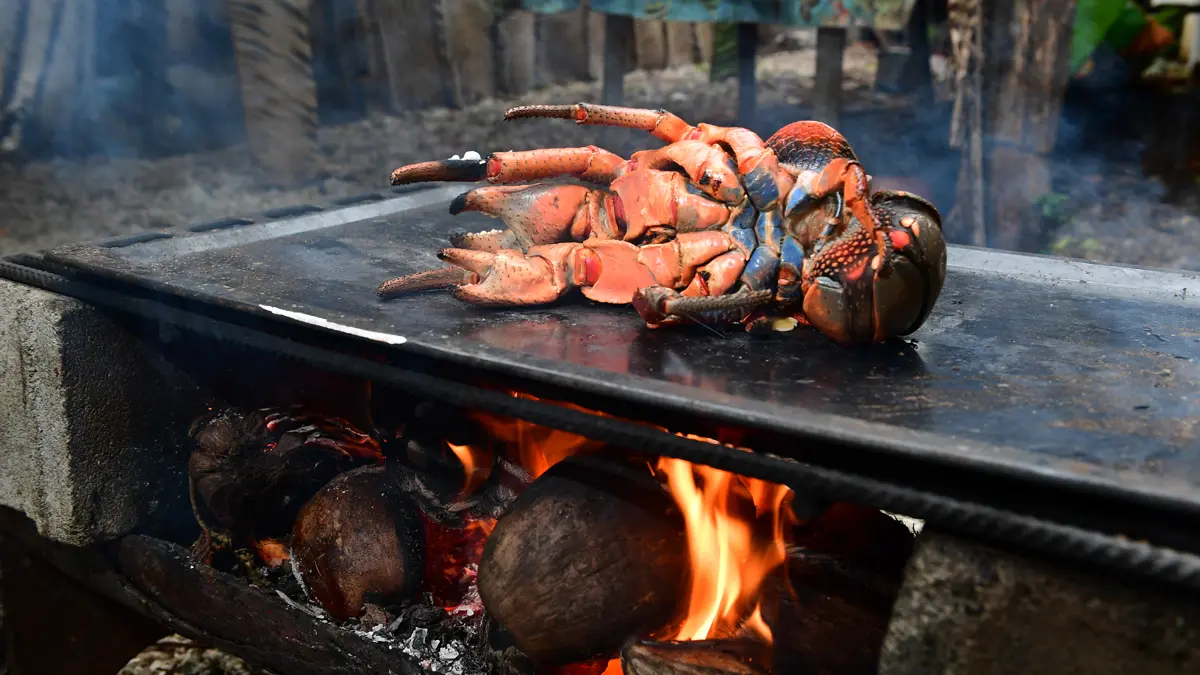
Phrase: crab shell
[{"left": 797, "top": 190, "right": 947, "bottom": 346}]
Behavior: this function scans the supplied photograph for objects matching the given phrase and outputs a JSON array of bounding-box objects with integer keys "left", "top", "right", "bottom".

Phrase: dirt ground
[{"left": 2, "top": 41, "right": 1198, "bottom": 273}]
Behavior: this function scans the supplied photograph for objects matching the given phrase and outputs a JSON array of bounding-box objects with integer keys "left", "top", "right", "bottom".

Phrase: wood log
[
  {"left": 228, "top": 0, "right": 322, "bottom": 184},
  {"left": 948, "top": 0, "right": 1077, "bottom": 250},
  {"left": 478, "top": 455, "right": 689, "bottom": 665},
  {"left": 621, "top": 638, "right": 771, "bottom": 675},
  {"left": 0, "top": 508, "right": 423, "bottom": 675},
  {"left": 536, "top": 4, "right": 591, "bottom": 86},
  {"left": 290, "top": 465, "right": 426, "bottom": 622},
  {"left": 760, "top": 503, "right": 915, "bottom": 675},
  {"left": 442, "top": 0, "right": 496, "bottom": 107},
  {"left": 635, "top": 20, "right": 668, "bottom": 71},
  {"left": 2, "top": 531, "right": 163, "bottom": 675},
  {"left": 496, "top": 10, "right": 537, "bottom": 96}
]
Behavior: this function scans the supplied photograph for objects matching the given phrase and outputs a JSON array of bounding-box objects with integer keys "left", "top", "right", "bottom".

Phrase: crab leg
[
  {"left": 410, "top": 229, "right": 742, "bottom": 308},
  {"left": 506, "top": 103, "right": 696, "bottom": 144},
  {"left": 505, "top": 103, "right": 794, "bottom": 211},
  {"left": 379, "top": 169, "right": 749, "bottom": 304},
  {"left": 784, "top": 156, "right": 893, "bottom": 274},
  {"left": 391, "top": 146, "right": 628, "bottom": 187}
]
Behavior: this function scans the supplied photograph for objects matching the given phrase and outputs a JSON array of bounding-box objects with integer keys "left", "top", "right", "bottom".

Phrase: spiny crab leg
[
  {"left": 391, "top": 146, "right": 627, "bottom": 188},
  {"left": 505, "top": 104, "right": 894, "bottom": 273},
  {"left": 505, "top": 103, "right": 794, "bottom": 211},
  {"left": 380, "top": 231, "right": 750, "bottom": 312}
]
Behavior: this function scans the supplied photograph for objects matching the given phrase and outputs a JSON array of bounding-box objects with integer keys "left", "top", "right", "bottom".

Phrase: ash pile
[{"left": 185, "top": 393, "right": 917, "bottom": 675}]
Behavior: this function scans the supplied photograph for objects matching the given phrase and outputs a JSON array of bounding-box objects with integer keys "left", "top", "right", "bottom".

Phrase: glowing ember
[
  {"left": 254, "top": 538, "right": 291, "bottom": 568},
  {"left": 421, "top": 517, "right": 496, "bottom": 612}
]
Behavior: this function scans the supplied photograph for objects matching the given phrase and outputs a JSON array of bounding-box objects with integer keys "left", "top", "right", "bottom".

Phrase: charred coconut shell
[
  {"left": 290, "top": 465, "right": 426, "bottom": 622},
  {"left": 187, "top": 407, "right": 384, "bottom": 560},
  {"left": 478, "top": 455, "right": 689, "bottom": 665}
]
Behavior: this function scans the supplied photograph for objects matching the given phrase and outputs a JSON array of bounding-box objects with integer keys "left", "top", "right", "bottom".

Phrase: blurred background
[{"left": 0, "top": 0, "right": 1197, "bottom": 270}]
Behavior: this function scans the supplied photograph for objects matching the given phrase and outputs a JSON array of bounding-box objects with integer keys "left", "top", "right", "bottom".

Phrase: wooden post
[
  {"left": 369, "top": 0, "right": 445, "bottom": 111},
  {"left": 635, "top": 19, "right": 668, "bottom": 70},
  {"left": 813, "top": 26, "right": 846, "bottom": 128},
  {"left": 536, "top": 4, "right": 591, "bottom": 86},
  {"left": 602, "top": 13, "right": 634, "bottom": 106},
  {"left": 665, "top": 21, "right": 695, "bottom": 68},
  {"left": 694, "top": 23, "right": 714, "bottom": 64},
  {"left": 0, "top": 0, "right": 99, "bottom": 159},
  {"left": 496, "top": 10, "right": 536, "bottom": 96},
  {"left": 356, "top": 0, "right": 394, "bottom": 112},
  {"left": 228, "top": 0, "right": 323, "bottom": 184},
  {"left": 442, "top": 0, "right": 495, "bottom": 107},
  {"left": 949, "top": 0, "right": 1077, "bottom": 250},
  {"left": 901, "top": 0, "right": 934, "bottom": 98},
  {"left": 736, "top": 22, "right": 757, "bottom": 127},
  {"left": 601, "top": 12, "right": 634, "bottom": 149},
  {"left": 310, "top": 0, "right": 368, "bottom": 123}
]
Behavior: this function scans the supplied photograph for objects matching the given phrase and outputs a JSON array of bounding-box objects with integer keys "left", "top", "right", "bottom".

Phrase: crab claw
[{"left": 438, "top": 245, "right": 574, "bottom": 306}]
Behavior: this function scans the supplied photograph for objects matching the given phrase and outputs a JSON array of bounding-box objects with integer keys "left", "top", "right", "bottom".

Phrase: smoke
[{"left": 2, "top": 0, "right": 250, "bottom": 161}]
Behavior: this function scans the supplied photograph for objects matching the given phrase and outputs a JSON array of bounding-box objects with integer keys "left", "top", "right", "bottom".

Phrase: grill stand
[
  {"left": 3, "top": 273, "right": 1200, "bottom": 673},
  {"left": 880, "top": 531, "right": 1200, "bottom": 674}
]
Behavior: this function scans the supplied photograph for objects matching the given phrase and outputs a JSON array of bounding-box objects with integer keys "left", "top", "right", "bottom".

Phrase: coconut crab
[{"left": 378, "top": 103, "right": 946, "bottom": 346}]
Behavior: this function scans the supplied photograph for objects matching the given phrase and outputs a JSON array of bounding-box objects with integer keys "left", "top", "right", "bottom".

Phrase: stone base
[
  {"left": 880, "top": 529, "right": 1200, "bottom": 675},
  {"left": 0, "top": 279, "right": 203, "bottom": 545}
]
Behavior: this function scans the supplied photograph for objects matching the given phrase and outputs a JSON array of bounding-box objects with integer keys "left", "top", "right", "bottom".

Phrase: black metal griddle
[{"left": 10, "top": 185, "right": 1200, "bottom": 579}]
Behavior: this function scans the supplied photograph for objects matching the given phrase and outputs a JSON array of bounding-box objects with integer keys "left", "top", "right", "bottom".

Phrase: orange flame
[
  {"left": 657, "top": 458, "right": 792, "bottom": 643},
  {"left": 447, "top": 441, "right": 492, "bottom": 496},
  {"left": 466, "top": 390, "right": 796, "bottom": 649}
]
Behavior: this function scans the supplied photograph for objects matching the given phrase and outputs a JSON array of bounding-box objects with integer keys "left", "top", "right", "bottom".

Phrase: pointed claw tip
[{"left": 449, "top": 192, "right": 469, "bottom": 215}]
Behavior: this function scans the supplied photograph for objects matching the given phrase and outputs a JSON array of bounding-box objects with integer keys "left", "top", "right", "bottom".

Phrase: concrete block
[
  {"left": 0, "top": 279, "right": 202, "bottom": 545},
  {"left": 879, "top": 530, "right": 1200, "bottom": 675}
]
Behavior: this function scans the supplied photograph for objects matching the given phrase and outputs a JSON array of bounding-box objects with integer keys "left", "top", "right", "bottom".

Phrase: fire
[
  {"left": 657, "top": 458, "right": 793, "bottom": 643},
  {"left": 447, "top": 441, "right": 492, "bottom": 495},
  {"left": 464, "top": 390, "right": 796, "bottom": 648}
]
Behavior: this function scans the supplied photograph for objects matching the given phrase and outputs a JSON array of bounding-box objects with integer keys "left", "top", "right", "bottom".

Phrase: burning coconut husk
[
  {"left": 187, "top": 406, "right": 385, "bottom": 568},
  {"left": 182, "top": 395, "right": 918, "bottom": 675},
  {"left": 478, "top": 454, "right": 691, "bottom": 666}
]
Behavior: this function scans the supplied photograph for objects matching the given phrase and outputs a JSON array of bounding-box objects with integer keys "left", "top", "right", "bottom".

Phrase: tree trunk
[{"left": 948, "top": 0, "right": 1077, "bottom": 251}]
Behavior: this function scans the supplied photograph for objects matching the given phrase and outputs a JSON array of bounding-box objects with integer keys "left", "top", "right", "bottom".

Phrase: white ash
[{"left": 351, "top": 598, "right": 497, "bottom": 675}]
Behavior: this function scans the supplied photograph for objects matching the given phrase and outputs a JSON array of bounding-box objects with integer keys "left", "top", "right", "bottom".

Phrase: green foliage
[
  {"left": 1034, "top": 192, "right": 1073, "bottom": 231},
  {"left": 1071, "top": 0, "right": 1130, "bottom": 73}
]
